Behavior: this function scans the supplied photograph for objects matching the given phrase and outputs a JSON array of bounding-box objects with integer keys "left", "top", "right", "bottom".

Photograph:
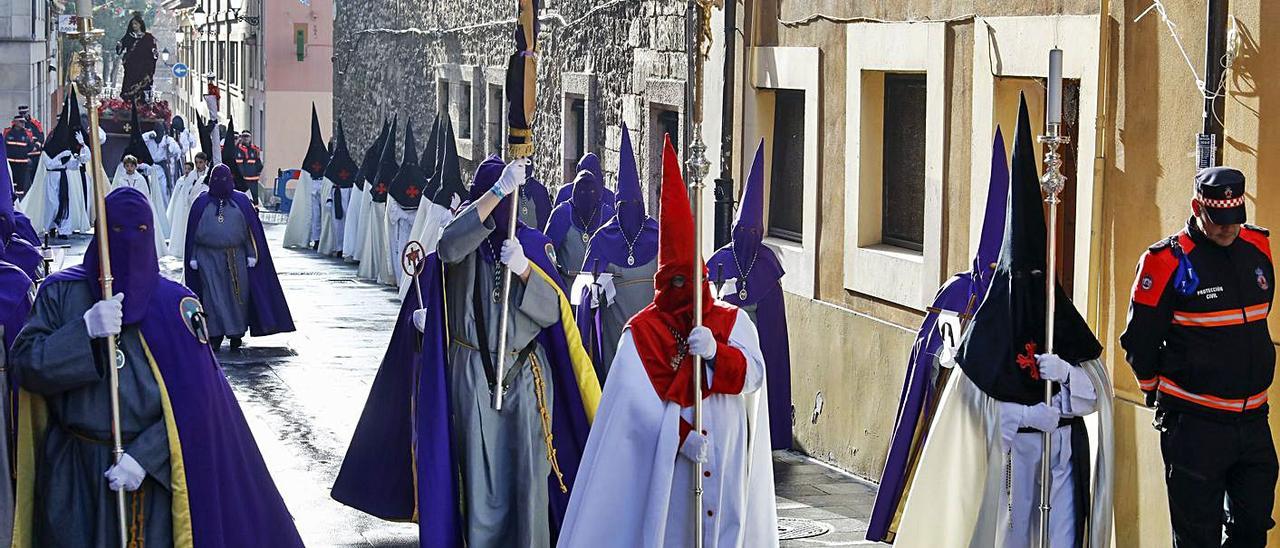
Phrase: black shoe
[
  {"left": 230, "top": 337, "right": 243, "bottom": 350},
  {"left": 209, "top": 336, "right": 224, "bottom": 351}
]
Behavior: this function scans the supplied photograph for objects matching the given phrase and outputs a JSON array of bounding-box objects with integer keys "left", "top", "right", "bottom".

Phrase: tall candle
[
  {"left": 1047, "top": 49, "right": 1063, "bottom": 124},
  {"left": 77, "top": 0, "right": 92, "bottom": 18}
]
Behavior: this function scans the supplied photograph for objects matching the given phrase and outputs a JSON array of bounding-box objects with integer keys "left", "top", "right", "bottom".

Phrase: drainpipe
[
  {"left": 1202, "top": 0, "right": 1228, "bottom": 166},
  {"left": 713, "top": 0, "right": 738, "bottom": 249}
]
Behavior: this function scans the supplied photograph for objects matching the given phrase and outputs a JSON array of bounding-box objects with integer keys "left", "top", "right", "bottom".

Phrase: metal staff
[
  {"left": 494, "top": 0, "right": 540, "bottom": 411},
  {"left": 687, "top": 1, "right": 715, "bottom": 546},
  {"left": 1036, "top": 48, "right": 1070, "bottom": 548},
  {"left": 68, "top": 8, "right": 129, "bottom": 545}
]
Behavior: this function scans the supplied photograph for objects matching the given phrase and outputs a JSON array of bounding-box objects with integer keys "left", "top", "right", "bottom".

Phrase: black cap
[{"left": 1195, "top": 166, "right": 1247, "bottom": 225}]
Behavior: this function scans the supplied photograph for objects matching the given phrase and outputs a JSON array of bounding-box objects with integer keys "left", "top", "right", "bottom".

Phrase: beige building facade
[{"left": 681, "top": 0, "right": 1280, "bottom": 545}]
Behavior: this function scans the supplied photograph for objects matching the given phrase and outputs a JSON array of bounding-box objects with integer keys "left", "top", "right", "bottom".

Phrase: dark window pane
[
  {"left": 659, "top": 110, "right": 680, "bottom": 150},
  {"left": 881, "top": 73, "right": 927, "bottom": 251},
  {"left": 459, "top": 86, "right": 472, "bottom": 139},
  {"left": 439, "top": 82, "right": 450, "bottom": 123},
  {"left": 571, "top": 98, "right": 586, "bottom": 161},
  {"left": 768, "top": 89, "right": 805, "bottom": 242}
]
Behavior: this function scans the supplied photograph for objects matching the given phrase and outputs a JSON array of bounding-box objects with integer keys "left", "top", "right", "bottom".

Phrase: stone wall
[{"left": 334, "top": 0, "right": 690, "bottom": 203}]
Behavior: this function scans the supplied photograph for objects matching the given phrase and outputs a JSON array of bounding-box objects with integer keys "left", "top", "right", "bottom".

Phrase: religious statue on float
[{"left": 115, "top": 12, "right": 158, "bottom": 103}]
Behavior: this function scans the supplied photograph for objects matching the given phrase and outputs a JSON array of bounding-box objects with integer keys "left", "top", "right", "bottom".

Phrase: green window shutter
[{"left": 295, "top": 29, "right": 305, "bottom": 61}]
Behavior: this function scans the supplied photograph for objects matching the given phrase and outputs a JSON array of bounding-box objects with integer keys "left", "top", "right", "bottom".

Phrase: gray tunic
[
  {"left": 587, "top": 257, "right": 656, "bottom": 383},
  {"left": 11, "top": 279, "right": 173, "bottom": 548},
  {"left": 554, "top": 224, "right": 591, "bottom": 281},
  {"left": 438, "top": 204, "right": 562, "bottom": 548},
  {"left": 192, "top": 201, "right": 255, "bottom": 338}
]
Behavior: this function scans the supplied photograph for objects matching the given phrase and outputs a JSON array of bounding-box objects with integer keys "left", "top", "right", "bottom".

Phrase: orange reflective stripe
[
  {"left": 1156, "top": 376, "right": 1268, "bottom": 412},
  {"left": 243, "top": 176, "right": 260, "bottom": 181},
  {"left": 1172, "top": 303, "right": 1270, "bottom": 327},
  {"left": 6, "top": 158, "right": 28, "bottom": 163},
  {"left": 1137, "top": 377, "right": 1159, "bottom": 391}
]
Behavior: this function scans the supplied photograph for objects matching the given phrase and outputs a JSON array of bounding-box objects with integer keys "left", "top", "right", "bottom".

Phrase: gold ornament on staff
[
  {"left": 494, "top": 0, "right": 539, "bottom": 411},
  {"left": 66, "top": 3, "right": 130, "bottom": 546},
  {"left": 688, "top": 1, "right": 716, "bottom": 547},
  {"left": 1035, "top": 48, "right": 1070, "bottom": 548}
]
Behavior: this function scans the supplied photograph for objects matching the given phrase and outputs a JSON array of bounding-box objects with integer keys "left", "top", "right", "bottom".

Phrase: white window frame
[
  {"left": 843, "top": 23, "right": 946, "bottom": 311},
  {"left": 970, "top": 15, "right": 1100, "bottom": 314},
  {"left": 748, "top": 46, "right": 820, "bottom": 299},
  {"left": 455, "top": 65, "right": 481, "bottom": 161},
  {"left": 561, "top": 72, "right": 598, "bottom": 184},
  {"left": 643, "top": 78, "right": 686, "bottom": 216},
  {"left": 485, "top": 67, "right": 507, "bottom": 158}
]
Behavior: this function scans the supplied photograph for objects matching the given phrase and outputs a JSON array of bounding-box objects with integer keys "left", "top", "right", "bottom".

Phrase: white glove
[
  {"left": 679, "top": 431, "right": 710, "bottom": 464},
  {"left": 104, "top": 453, "right": 146, "bottom": 492},
  {"left": 1020, "top": 403, "right": 1062, "bottom": 433},
  {"left": 412, "top": 308, "right": 428, "bottom": 333},
  {"left": 188, "top": 259, "right": 198, "bottom": 271},
  {"left": 1036, "top": 354, "right": 1071, "bottom": 383},
  {"left": 247, "top": 256, "right": 258, "bottom": 268},
  {"left": 56, "top": 150, "right": 73, "bottom": 160},
  {"left": 84, "top": 293, "right": 125, "bottom": 339},
  {"left": 490, "top": 158, "right": 530, "bottom": 199},
  {"left": 688, "top": 326, "right": 717, "bottom": 360},
  {"left": 500, "top": 239, "right": 530, "bottom": 277}
]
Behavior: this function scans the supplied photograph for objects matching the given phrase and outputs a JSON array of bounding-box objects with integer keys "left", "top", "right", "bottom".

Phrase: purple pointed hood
[
  {"left": 82, "top": 187, "right": 160, "bottom": 325},
  {"left": 615, "top": 122, "right": 647, "bottom": 237},
  {"left": 209, "top": 163, "right": 235, "bottom": 199},
  {"left": 732, "top": 140, "right": 767, "bottom": 259},
  {"left": 468, "top": 154, "right": 512, "bottom": 248},
  {"left": 577, "top": 153, "right": 603, "bottom": 187},
  {"left": 974, "top": 126, "right": 1010, "bottom": 289}
]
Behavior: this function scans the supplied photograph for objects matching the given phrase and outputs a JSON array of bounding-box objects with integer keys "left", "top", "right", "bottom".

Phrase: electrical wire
[
  {"left": 778, "top": 12, "right": 976, "bottom": 28},
  {"left": 1133, "top": 0, "right": 1230, "bottom": 103}
]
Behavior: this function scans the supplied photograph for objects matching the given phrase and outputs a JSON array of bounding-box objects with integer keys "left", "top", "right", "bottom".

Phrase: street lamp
[{"left": 161, "top": 48, "right": 171, "bottom": 64}]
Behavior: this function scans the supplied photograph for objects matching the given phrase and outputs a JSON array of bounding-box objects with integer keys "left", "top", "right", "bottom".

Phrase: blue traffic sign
[{"left": 173, "top": 63, "right": 189, "bottom": 78}]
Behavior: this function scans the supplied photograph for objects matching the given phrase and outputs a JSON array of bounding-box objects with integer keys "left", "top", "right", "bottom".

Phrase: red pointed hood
[{"left": 626, "top": 136, "right": 743, "bottom": 407}]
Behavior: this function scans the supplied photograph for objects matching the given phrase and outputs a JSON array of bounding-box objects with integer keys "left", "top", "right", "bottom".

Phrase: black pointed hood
[
  {"left": 421, "top": 116, "right": 440, "bottom": 182},
  {"left": 121, "top": 102, "right": 154, "bottom": 165},
  {"left": 301, "top": 104, "right": 330, "bottom": 179},
  {"left": 220, "top": 117, "right": 244, "bottom": 182},
  {"left": 43, "top": 93, "right": 76, "bottom": 158},
  {"left": 356, "top": 118, "right": 390, "bottom": 191},
  {"left": 370, "top": 118, "right": 398, "bottom": 203},
  {"left": 431, "top": 117, "right": 465, "bottom": 209},
  {"left": 389, "top": 118, "right": 425, "bottom": 208},
  {"left": 68, "top": 87, "right": 89, "bottom": 146},
  {"left": 197, "top": 114, "right": 213, "bottom": 159},
  {"left": 324, "top": 119, "right": 359, "bottom": 189},
  {"left": 955, "top": 94, "right": 1102, "bottom": 405}
]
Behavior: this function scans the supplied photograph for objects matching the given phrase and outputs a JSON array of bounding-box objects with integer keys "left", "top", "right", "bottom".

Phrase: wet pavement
[{"left": 56, "top": 221, "right": 883, "bottom": 547}]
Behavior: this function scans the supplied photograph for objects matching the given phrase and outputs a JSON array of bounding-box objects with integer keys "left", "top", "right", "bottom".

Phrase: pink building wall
[{"left": 262, "top": 0, "right": 333, "bottom": 185}]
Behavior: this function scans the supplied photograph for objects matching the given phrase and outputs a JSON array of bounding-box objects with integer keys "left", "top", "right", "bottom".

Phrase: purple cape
[
  {"left": 182, "top": 191, "right": 295, "bottom": 337},
  {"left": 865, "top": 127, "right": 1010, "bottom": 542},
  {"left": 707, "top": 245, "right": 791, "bottom": 450},
  {"left": 27, "top": 270, "right": 304, "bottom": 546},
  {"left": 12, "top": 212, "right": 40, "bottom": 247},
  {"left": 3, "top": 235, "right": 41, "bottom": 283},
  {"left": 332, "top": 225, "right": 596, "bottom": 544},
  {"left": 0, "top": 260, "right": 32, "bottom": 350},
  {"left": 544, "top": 199, "right": 616, "bottom": 255}
]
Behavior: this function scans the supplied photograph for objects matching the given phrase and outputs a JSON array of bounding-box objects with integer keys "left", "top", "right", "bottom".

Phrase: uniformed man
[
  {"left": 18, "top": 106, "right": 44, "bottom": 173},
  {"left": 5, "top": 116, "right": 34, "bottom": 195},
  {"left": 1121, "top": 166, "right": 1276, "bottom": 546},
  {"left": 235, "top": 130, "right": 263, "bottom": 204}
]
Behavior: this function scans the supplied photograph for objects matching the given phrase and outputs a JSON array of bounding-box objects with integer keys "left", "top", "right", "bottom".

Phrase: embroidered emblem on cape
[
  {"left": 1141, "top": 275, "right": 1154, "bottom": 290},
  {"left": 179, "top": 296, "right": 210, "bottom": 344},
  {"left": 545, "top": 243, "right": 558, "bottom": 269},
  {"left": 1015, "top": 342, "right": 1040, "bottom": 381},
  {"left": 27, "top": 283, "right": 36, "bottom": 305},
  {"left": 1258, "top": 267, "right": 1269, "bottom": 291}
]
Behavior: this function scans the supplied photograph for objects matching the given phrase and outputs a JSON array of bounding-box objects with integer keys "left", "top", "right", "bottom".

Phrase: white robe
[
  {"left": 317, "top": 179, "right": 337, "bottom": 255},
  {"left": 558, "top": 309, "right": 779, "bottom": 548},
  {"left": 895, "top": 360, "right": 1114, "bottom": 548},
  {"left": 164, "top": 168, "right": 209, "bottom": 259},
  {"left": 386, "top": 200, "right": 417, "bottom": 287},
  {"left": 341, "top": 185, "right": 367, "bottom": 261},
  {"left": 282, "top": 172, "right": 321, "bottom": 249},
  {"left": 112, "top": 163, "right": 171, "bottom": 239},
  {"left": 356, "top": 200, "right": 394, "bottom": 285},
  {"left": 110, "top": 169, "right": 169, "bottom": 256},
  {"left": 64, "top": 147, "right": 93, "bottom": 233},
  {"left": 397, "top": 200, "right": 455, "bottom": 300}
]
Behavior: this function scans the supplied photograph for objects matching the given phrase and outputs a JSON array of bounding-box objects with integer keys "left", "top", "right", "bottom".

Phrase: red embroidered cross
[
  {"left": 406, "top": 185, "right": 419, "bottom": 198},
  {"left": 1016, "top": 342, "right": 1040, "bottom": 380},
  {"left": 310, "top": 162, "right": 323, "bottom": 173},
  {"left": 338, "top": 169, "right": 350, "bottom": 180},
  {"left": 375, "top": 182, "right": 388, "bottom": 194}
]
